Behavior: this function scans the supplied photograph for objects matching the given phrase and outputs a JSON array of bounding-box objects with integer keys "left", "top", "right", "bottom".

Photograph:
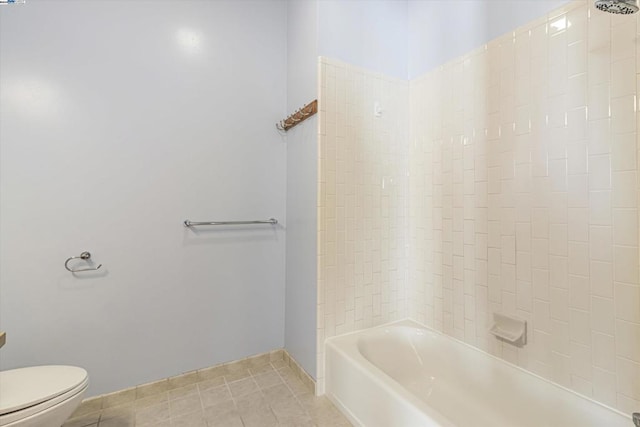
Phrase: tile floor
[{"left": 63, "top": 360, "right": 351, "bottom": 427}]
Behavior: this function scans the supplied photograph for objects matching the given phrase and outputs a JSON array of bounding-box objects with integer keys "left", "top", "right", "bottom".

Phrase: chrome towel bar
[{"left": 184, "top": 218, "right": 278, "bottom": 227}]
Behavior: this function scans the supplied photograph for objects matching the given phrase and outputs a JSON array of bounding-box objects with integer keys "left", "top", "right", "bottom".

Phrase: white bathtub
[{"left": 325, "top": 319, "right": 631, "bottom": 427}]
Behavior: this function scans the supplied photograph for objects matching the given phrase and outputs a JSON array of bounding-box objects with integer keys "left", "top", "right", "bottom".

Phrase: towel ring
[{"left": 65, "top": 251, "right": 102, "bottom": 273}]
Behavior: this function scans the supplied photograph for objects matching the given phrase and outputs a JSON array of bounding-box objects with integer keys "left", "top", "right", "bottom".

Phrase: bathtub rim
[
  {"left": 325, "top": 321, "right": 454, "bottom": 427},
  {"left": 324, "top": 318, "right": 631, "bottom": 423}
]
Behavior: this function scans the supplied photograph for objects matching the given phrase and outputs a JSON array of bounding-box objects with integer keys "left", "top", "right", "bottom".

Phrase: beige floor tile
[
  {"left": 197, "top": 376, "right": 225, "bottom": 391},
  {"left": 262, "top": 383, "right": 294, "bottom": 403},
  {"left": 170, "top": 410, "right": 207, "bottom": 427},
  {"left": 135, "top": 391, "right": 168, "bottom": 409},
  {"left": 98, "top": 415, "right": 134, "bottom": 427},
  {"left": 234, "top": 391, "right": 269, "bottom": 412},
  {"left": 297, "top": 394, "right": 351, "bottom": 425},
  {"left": 277, "top": 414, "right": 317, "bottom": 427},
  {"left": 135, "top": 401, "right": 170, "bottom": 426},
  {"left": 277, "top": 366, "right": 294, "bottom": 379},
  {"left": 168, "top": 384, "right": 198, "bottom": 401},
  {"left": 254, "top": 371, "right": 283, "bottom": 389},
  {"left": 62, "top": 411, "right": 100, "bottom": 427},
  {"left": 145, "top": 421, "right": 170, "bottom": 427},
  {"left": 270, "top": 397, "right": 307, "bottom": 419},
  {"left": 227, "top": 377, "right": 259, "bottom": 398},
  {"left": 296, "top": 393, "right": 334, "bottom": 411},
  {"left": 308, "top": 404, "right": 350, "bottom": 426},
  {"left": 315, "top": 416, "right": 352, "bottom": 427},
  {"left": 202, "top": 399, "right": 237, "bottom": 420},
  {"left": 240, "top": 407, "right": 279, "bottom": 427},
  {"left": 206, "top": 413, "right": 244, "bottom": 427},
  {"left": 169, "top": 394, "right": 202, "bottom": 418},
  {"left": 67, "top": 358, "right": 351, "bottom": 427},
  {"left": 203, "top": 400, "right": 243, "bottom": 427},
  {"left": 200, "top": 384, "right": 232, "bottom": 408}
]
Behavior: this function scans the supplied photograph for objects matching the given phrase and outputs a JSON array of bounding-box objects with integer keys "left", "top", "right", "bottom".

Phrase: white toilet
[{"left": 0, "top": 365, "right": 88, "bottom": 427}]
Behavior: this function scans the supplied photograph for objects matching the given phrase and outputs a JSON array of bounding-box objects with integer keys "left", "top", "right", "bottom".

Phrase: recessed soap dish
[{"left": 490, "top": 313, "right": 527, "bottom": 347}]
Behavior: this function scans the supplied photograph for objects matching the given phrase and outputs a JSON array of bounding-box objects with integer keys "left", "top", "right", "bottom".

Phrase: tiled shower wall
[
  {"left": 409, "top": 1, "right": 639, "bottom": 413},
  {"left": 316, "top": 57, "right": 409, "bottom": 393}
]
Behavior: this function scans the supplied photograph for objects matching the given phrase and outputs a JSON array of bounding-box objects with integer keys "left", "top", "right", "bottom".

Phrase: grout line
[{"left": 196, "top": 379, "right": 205, "bottom": 423}]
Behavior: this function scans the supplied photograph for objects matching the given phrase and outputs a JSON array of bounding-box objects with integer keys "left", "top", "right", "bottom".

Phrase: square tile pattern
[
  {"left": 317, "top": 57, "right": 410, "bottom": 393},
  {"left": 318, "top": 0, "right": 640, "bottom": 414},
  {"left": 64, "top": 356, "right": 350, "bottom": 427}
]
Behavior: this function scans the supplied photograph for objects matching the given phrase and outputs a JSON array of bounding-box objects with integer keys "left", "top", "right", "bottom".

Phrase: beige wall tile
[
  {"left": 317, "top": 57, "right": 410, "bottom": 390},
  {"left": 314, "top": 1, "right": 638, "bottom": 415},
  {"left": 401, "top": 1, "right": 638, "bottom": 414}
]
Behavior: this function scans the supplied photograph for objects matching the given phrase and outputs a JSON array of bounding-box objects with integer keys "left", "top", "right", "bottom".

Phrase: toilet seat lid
[{"left": 0, "top": 365, "right": 88, "bottom": 416}]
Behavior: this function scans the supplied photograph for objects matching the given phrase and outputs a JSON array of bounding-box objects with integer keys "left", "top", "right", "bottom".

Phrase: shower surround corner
[{"left": 318, "top": 0, "right": 640, "bottom": 414}]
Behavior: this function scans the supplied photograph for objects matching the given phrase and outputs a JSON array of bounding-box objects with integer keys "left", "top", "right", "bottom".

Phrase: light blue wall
[
  {"left": 0, "top": 0, "right": 578, "bottom": 396},
  {"left": 285, "top": 0, "right": 319, "bottom": 379},
  {"left": 0, "top": 0, "right": 287, "bottom": 397},
  {"left": 284, "top": 0, "right": 409, "bottom": 380},
  {"left": 318, "top": 0, "right": 409, "bottom": 80},
  {"left": 305, "top": 1, "right": 572, "bottom": 80},
  {"left": 408, "top": 0, "right": 572, "bottom": 78}
]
